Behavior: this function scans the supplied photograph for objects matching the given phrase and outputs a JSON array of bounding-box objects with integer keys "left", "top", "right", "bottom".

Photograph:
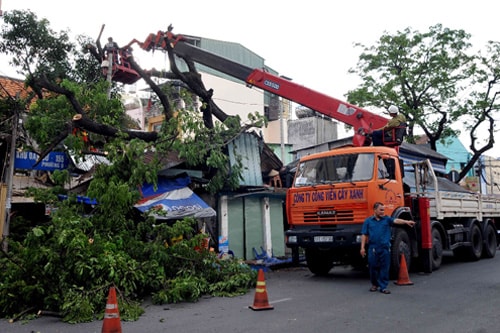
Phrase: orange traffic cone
[
  {"left": 249, "top": 269, "right": 274, "bottom": 311},
  {"left": 394, "top": 253, "right": 414, "bottom": 286},
  {"left": 101, "top": 287, "right": 122, "bottom": 333}
]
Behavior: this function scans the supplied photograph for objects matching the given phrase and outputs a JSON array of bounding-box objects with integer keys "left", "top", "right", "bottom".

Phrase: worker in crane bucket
[{"left": 371, "top": 105, "right": 407, "bottom": 146}]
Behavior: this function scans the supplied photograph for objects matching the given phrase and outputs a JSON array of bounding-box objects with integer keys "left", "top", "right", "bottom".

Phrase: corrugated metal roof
[
  {"left": 227, "top": 131, "right": 283, "bottom": 187},
  {"left": 398, "top": 142, "right": 448, "bottom": 174},
  {"left": 228, "top": 132, "right": 263, "bottom": 186},
  {"left": 173, "top": 35, "right": 278, "bottom": 110},
  {"left": 181, "top": 35, "right": 265, "bottom": 73},
  {"left": 200, "top": 37, "right": 264, "bottom": 83},
  {"left": 400, "top": 142, "right": 448, "bottom": 162}
]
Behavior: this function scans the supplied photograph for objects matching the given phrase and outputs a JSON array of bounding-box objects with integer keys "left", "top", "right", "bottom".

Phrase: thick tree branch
[
  {"left": 32, "top": 121, "right": 72, "bottom": 167},
  {"left": 31, "top": 26, "right": 245, "bottom": 166},
  {"left": 165, "top": 40, "right": 238, "bottom": 128},
  {"left": 30, "top": 75, "right": 161, "bottom": 166},
  {"left": 85, "top": 44, "right": 102, "bottom": 62},
  {"left": 126, "top": 55, "right": 175, "bottom": 120},
  {"left": 33, "top": 75, "right": 85, "bottom": 115},
  {"left": 166, "top": 42, "right": 213, "bottom": 128},
  {"left": 72, "top": 114, "right": 158, "bottom": 141},
  {"left": 96, "top": 24, "right": 105, "bottom": 58},
  {"left": 32, "top": 75, "right": 158, "bottom": 139}
]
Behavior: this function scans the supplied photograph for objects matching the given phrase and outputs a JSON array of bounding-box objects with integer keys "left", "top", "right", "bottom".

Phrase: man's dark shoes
[
  {"left": 380, "top": 289, "right": 391, "bottom": 294},
  {"left": 370, "top": 286, "right": 378, "bottom": 292}
]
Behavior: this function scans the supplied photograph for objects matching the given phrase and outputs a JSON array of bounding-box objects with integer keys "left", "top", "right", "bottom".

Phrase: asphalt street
[{"left": 1, "top": 252, "right": 500, "bottom": 332}]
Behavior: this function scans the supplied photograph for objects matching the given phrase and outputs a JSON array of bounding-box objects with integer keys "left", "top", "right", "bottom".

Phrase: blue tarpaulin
[{"left": 58, "top": 194, "right": 98, "bottom": 205}]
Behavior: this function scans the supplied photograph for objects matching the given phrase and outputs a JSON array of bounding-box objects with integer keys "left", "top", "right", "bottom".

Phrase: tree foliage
[
  {"left": 0, "top": 10, "right": 263, "bottom": 322},
  {"left": 25, "top": 80, "right": 124, "bottom": 150},
  {"left": 0, "top": 10, "right": 74, "bottom": 91},
  {"left": 454, "top": 41, "right": 500, "bottom": 180},
  {"left": 2, "top": 195, "right": 256, "bottom": 323},
  {"left": 347, "top": 24, "right": 500, "bottom": 180},
  {"left": 348, "top": 24, "right": 473, "bottom": 147}
]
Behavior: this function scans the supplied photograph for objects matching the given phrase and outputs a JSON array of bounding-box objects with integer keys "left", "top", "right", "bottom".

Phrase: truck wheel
[
  {"left": 431, "top": 228, "right": 443, "bottom": 271},
  {"left": 305, "top": 248, "right": 333, "bottom": 275},
  {"left": 390, "top": 228, "right": 411, "bottom": 279},
  {"left": 466, "top": 224, "right": 483, "bottom": 261},
  {"left": 482, "top": 224, "right": 497, "bottom": 258}
]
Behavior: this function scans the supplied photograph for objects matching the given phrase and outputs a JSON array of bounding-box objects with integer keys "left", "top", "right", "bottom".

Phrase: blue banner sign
[{"left": 14, "top": 151, "right": 69, "bottom": 171}]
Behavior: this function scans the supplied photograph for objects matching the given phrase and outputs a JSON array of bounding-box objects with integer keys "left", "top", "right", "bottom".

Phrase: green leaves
[
  {"left": 0, "top": 9, "right": 262, "bottom": 324},
  {"left": 348, "top": 24, "right": 473, "bottom": 147},
  {"left": 0, "top": 201, "right": 256, "bottom": 322},
  {"left": 152, "top": 275, "right": 208, "bottom": 304},
  {"left": 349, "top": 24, "right": 500, "bottom": 178},
  {"left": 0, "top": 9, "right": 74, "bottom": 80}
]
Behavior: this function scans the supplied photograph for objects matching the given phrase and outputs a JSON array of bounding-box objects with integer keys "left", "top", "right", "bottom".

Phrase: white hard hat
[
  {"left": 388, "top": 105, "right": 399, "bottom": 114},
  {"left": 268, "top": 169, "right": 279, "bottom": 177}
]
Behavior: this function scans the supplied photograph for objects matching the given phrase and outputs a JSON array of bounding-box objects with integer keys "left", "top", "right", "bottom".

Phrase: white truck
[{"left": 411, "top": 159, "right": 499, "bottom": 269}]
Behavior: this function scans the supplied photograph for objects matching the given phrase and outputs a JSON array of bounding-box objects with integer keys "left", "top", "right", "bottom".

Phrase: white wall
[{"left": 201, "top": 72, "right": 264, "bottom": 119}]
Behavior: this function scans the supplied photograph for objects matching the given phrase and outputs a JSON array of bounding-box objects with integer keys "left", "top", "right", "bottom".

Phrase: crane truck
[{"left": 115, "top": 28, "right": 500, "bottom": 276}]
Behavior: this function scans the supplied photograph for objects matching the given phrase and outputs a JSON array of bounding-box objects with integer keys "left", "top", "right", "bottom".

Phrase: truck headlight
[{"left": 288, "top": 236, "right": 297, "bottom": 243}]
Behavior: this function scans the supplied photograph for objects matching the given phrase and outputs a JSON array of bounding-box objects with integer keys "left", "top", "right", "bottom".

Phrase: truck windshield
[{"left": 294, "top": 153, "right": 375, "bottom": 187}]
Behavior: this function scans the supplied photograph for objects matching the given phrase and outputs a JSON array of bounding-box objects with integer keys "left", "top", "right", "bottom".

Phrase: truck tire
[
  {"left": 390, "top": 228, "right": 411, "bottom": 279},
  {"left": 431, "top": 227, "right": 443, "bottom": 271},
  {"left": 466, "top": 224, "right": 483, "bottom": 261},
  {"left": 305, "top": 248, "right": 333, "bottom": 275},
  {"left": 482, "top": 224, "right": 497, "bottom": 258}
]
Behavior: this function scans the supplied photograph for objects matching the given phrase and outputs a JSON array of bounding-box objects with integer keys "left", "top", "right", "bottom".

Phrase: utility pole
[
  {"left": 106, "top": 53, "right": 113, "bottom": 99},
  {"left": 2, "top": 110, "right": 18, "bottom": 252}
]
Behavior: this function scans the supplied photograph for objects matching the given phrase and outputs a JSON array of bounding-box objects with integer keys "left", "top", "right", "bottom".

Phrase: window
[{"left": 294, "top": 153, "right": 375, "bottom": 187}]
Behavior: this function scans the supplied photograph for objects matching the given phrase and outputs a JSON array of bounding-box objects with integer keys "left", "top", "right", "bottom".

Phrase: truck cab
[
  {"left": 287, "top": 146, "right": 404, "bottom": 225},
  {"left": 285, "top": 146, "right": 413, "bottom": 274}
]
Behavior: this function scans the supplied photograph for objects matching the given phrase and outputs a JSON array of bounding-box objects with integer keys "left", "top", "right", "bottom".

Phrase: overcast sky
[{"left": 2, "top": 0, "right": 499, "bottom": 155}]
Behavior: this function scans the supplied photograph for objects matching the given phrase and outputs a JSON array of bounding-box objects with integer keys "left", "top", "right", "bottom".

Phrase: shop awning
[{"left": 135, "top": 175, "right": 216, "bottom": 220}]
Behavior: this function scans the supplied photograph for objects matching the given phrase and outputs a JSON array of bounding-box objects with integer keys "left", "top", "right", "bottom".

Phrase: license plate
[{"left": 314, "top": 236, "right": 333, "bottom": 242}]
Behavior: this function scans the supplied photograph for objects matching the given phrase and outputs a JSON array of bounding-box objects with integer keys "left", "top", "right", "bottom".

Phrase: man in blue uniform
[{"left": 360, "top": 202, "right": 415, "bottom": 294}]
